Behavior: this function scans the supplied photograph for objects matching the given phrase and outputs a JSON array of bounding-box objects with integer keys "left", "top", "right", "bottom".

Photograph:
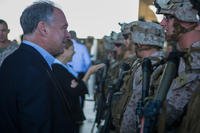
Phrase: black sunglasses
[
  {"left": 123, "top": 34, "right": 129, "bottom": 40},
  {"left": 114, "top": 43, "right": 122, "bottom": 47},
  {"left": 164, "top": 14, "right": 174, "bottom": 20}
]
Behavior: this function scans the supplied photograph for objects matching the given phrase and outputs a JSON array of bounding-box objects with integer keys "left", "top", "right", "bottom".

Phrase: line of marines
[{"left": 94, "top": 0, "right": 200, "bottom": 132}]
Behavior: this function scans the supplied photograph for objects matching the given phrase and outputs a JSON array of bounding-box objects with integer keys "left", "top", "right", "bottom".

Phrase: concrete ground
[
  {"left": 79, "top": 64, "right": 98, "bottom": 133},
  {"left": 79, "top": 95, "right": 98, "bottom": 133}
]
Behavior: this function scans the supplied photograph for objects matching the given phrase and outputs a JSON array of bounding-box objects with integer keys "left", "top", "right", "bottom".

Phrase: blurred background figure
[
  {"left": 68, "top": 30, "right": 92, "bottom": 79},
  {"left": 68, "top": 30, "right": 92, "bottom": 109},
  {"left": 119, "top": 22, "right": 136, "bottom": 59},
  {"left": 0, "top": 19, "right": 18, "bottom": 66},
  {"left": 69, "top": 30, "right": 92, "bottom": 106}
]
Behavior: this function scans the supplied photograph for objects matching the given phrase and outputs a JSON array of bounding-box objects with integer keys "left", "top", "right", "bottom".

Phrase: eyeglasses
[
  {"left": 163, "top": 14, "right": 174, "bottom": 20},
  {"left": 134, "top": 43, "right": 141, "bottom": 48},
  {"left": 114, "top": 43, "right": 122, "bottom": 47},
  {"left": 123, "top": 34, "right": 129, "bottom": 40}
]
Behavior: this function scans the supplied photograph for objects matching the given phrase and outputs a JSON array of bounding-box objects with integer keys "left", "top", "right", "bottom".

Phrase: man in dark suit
[{"left": 0, "top": 1, "right": 75, "bottom": 133}]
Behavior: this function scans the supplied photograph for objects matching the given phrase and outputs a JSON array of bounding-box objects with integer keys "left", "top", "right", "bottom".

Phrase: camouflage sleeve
[
  {"left": 0, "top": 44, "right": 19, "bottom": 66},
  {"left": 166, "top": 78, "right": 200, "bottom": 127},
  {"left": 179, "top": 89, "right": 200, "bottom": 133}
]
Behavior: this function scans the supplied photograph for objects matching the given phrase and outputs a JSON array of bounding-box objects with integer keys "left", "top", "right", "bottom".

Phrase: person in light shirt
[{"left": 67, "top": 30, "right": 92, "bottom": 108}]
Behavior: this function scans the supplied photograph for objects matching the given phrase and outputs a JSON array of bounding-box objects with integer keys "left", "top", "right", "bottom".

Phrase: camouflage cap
[
  {"left": 103, "top": 35, "right": 115, "bottom": 50},
  {"left": 111, "top": 31, "right": 124, "bottom": 45},
  {"left": 154, "top": 0, "right": 199, "bottom": 22},
  {"left": 119, "top": 21, "right": 137, "bottom": 35},
  {"left": 130, "top": 21, "right": 165, "bottom": 48}
]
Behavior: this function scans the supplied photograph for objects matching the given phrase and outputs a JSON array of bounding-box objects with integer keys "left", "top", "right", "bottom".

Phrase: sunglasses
[
  {"left": 163, "top": 14, "right": 174, "bottom": 20},
  {"left": 114, "top": 43, "right": 122, "bottom": 47},
  {"left": 123, "top": 34, "right": 129, "bottom": 40}
]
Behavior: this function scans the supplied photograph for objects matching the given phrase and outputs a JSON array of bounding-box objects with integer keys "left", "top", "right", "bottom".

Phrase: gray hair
[{"left": 20, "top": 1, "right": 56, "bottom": 34}]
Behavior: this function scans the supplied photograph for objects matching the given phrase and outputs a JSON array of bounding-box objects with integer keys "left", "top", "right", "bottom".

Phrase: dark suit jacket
[
  {"left": 0, "top": 43, "right": 76, "bottom": 133},
  {"left": 51, "top": 63, "right": 88, "bottom": 123}
]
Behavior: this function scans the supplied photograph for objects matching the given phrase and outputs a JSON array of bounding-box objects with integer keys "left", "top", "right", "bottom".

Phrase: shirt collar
[
  {"left": 23, "top": 40, "right": 55, "bottom": 69},
  {"left": 53, "top": 59, "right": 78, "bottom": 78}
]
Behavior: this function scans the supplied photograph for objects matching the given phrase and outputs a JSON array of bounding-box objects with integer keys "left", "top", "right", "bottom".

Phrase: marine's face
[
  {"left": 135, "top": 44, "right": 151, "bottom": 58},
  {"left": 160, "top": 14, "right": 176, "bottom": 41},
  {"left": 0, "top": 23, "right": 9, "bottom": 43},
  {"left": 135, "top": 45, "right": 144, "bottom": 58},
  {"left": 114, "top": 43, "right": 123, "bottom": 56},
  {"left": 46, "top": 8, "right": 71, "bottom": 56},
  {"left": 123, "top": 34, "right": 131, "bottom": 48}
]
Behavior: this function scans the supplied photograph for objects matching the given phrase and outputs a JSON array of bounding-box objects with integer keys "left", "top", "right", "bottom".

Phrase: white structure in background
[
  {"left": 87, "top": 39, "right": 98, "bottom": 100},
  {"left": 149, "top": 5, "right": 163, "bottom": 22},
  {"left": 90, "top": 39, "right": 98, "bottom": 61},
  {"left": 0, "top": 0, "right": 138, "bottom": 41}
]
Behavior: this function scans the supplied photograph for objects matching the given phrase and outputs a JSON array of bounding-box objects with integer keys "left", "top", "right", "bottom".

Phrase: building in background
[{"left": 138, "top": 0, "right": 158, "bottom": 22}]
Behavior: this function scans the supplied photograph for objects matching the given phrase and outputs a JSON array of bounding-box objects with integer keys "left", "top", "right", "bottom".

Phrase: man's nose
[
  {"left": 66, "top": 32, "right": 71, "bottom": 39},
  {"left": 160, "top": 18, "right": 166, "bottom": 27}
]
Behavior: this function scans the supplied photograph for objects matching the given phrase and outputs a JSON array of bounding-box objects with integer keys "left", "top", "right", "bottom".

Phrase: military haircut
[{"left": 0, "top": 19, "right": 8, "bottom": 28}]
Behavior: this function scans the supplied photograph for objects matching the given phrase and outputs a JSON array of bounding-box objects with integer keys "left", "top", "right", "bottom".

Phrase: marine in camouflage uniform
[
  {"left": 119, "top": 22, "right": 136, "bottom": 59},
  {"left": 120, "top": 21, "right": 166, "bottom": 133},
  {"left": 95, "top": 32, "right": 127, "bottom": 132},
  {"left": 111, "top": 57, "right": 137, "bottom": 132},
  {"left": 179, "top": 89, "right": 200, "bottom": 133},
  {"left": 0, "top": 42, "right": 19, "bottom": 66},
  {"left": 104, "top": 32, "right": 126, "bottom": 96},
  {"left": 111, "top": 21, "right": 138, "bottom": 132},
  {"left": 0, "top": 19, "right": 18, "bottom": 66},
  {"left": 179, "top": 0, "right": 200, "bottom": 132},
  {"left": 102, "top": 35, "right": 116, "bottom": 63},
  {"left": 154, "top": 0, "right": 200, "bottom": 132},
  {"left": 94, "top": 34, "right": 115, "bottom": 127}
]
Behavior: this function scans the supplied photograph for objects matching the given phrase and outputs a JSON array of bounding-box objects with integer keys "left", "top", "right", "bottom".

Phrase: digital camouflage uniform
[
  {"left": 120, "top": 21, "right": 166, "bottom": 133},
  {"left": 111, "top": 55, "right": 137, "bottom": 132},
  {"left": 111, "top": 22, "right": 138, "bottom": 132},
  {"left": 178, "top": 0, "right": 200, "bottom": 132},
  {"left": 0, "top": 42, "right": 18, "bottom": 66},
  {"left": 94, "top": 35, "right": 115, "bottom": 126},
  {"left": 154, "top": 0, "right": 200, "bottom": 132},
  {"left": 165, "top": 42, "right": 200, "bottom": 132},
  {"left": 99, "top": 34, "right": 116, "bottom": 96},
  {"left": 120, "top": 52, "right": 166, "bottom": 133},
  {"left": 179, "top": 67, "right": 200, "bottom": 133},
  {"left": 105, "top": 32, "right": 125, "bottom": 96},
  {"left": 95, "top": 32, "right": 126, "bottom": 132}
]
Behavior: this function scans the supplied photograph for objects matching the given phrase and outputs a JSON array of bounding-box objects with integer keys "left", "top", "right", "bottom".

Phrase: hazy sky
[{"left": 0, "top": 0, "right": 139, "bottom": 41}]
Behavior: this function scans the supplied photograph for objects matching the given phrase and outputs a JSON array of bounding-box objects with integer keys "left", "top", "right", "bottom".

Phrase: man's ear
[{"left": 37, "top": 21, "right": 48, "bottom": 36}]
